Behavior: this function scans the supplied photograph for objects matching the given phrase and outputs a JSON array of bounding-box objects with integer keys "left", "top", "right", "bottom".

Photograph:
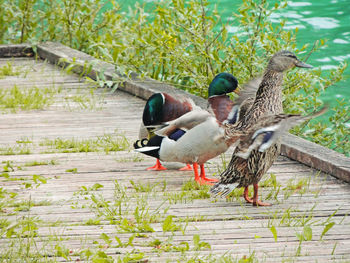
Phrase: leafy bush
[{"left": 1, "top": 0, "right": 348, "bottom": 155}]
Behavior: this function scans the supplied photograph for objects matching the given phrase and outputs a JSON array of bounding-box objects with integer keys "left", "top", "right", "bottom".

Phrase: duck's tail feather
[
  {"left": 210, "top": 182, "right": 239, "bottom": 198},
  {"left": 133, "top": 136, "right": 163, "bottom": 159},
  {"left": 133, "top": 138, "right": 149, "bottom": 149}
]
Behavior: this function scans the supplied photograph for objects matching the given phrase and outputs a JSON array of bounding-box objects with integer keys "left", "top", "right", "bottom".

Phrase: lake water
[{"left": 121, "top": 0, "right": 350, "bottom": 119}]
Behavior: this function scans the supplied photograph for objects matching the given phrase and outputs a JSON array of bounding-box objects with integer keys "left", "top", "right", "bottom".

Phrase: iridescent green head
[
  {"left": 208, "top": 73, "right": 238, "bottom": 98},
  {"left": 142, "top": 93, "right": 165, "bottom": 126}
]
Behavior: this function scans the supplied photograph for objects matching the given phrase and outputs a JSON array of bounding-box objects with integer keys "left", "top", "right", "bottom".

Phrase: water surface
[{"left": 121, "top": 0, "right": 350, "bottom": 117}]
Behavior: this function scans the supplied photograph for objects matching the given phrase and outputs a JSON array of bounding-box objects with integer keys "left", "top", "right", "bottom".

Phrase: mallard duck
[
  {"left": 135, "top": 73, "right": 238, "bottom": 184},
  {"left": 210, "top": 50, "right": 313, "bottom": 206},
  {"left": 134, "top": 108, "right": 233, "bottom": 184},
  {"left": 139, "top": 92, "right": 199, "bottom": 171}
]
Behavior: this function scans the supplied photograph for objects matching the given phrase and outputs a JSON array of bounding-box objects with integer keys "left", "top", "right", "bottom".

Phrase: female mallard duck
[
  {"left": 210, "top": 50, "right": 313, "bottom": 206},
  {"left": 135, "top": 73, "right": 238, "bottom": 184}
]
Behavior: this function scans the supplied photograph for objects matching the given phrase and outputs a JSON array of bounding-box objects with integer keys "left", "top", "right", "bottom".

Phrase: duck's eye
[{"left": 286, "top": 54, "right": 297, "bottom": 59}]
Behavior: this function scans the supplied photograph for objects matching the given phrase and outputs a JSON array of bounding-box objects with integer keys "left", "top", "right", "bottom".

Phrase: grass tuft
[
  {"left": 0, "top": 62, "right": 21, "bottom": 79},
  {"left": 40, "top": 133, "right": 129, "bottom": 153},
  {"left": 0, "top": 85, "right": 58, "bottom": 113}
]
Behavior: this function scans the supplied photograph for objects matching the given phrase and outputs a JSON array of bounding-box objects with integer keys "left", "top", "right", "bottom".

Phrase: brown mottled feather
[{"left": 211, "top": 51, "right": 314, "bottom": 199}]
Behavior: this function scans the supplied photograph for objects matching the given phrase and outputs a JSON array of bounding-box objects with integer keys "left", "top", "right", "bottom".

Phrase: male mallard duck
[
  {"left": 134, "top": 108, "right": 233, "bottom": 184},
  {"left": 210, "top": 50, "right": 313, "bottom": 206},
  {"left": 139, "top": 92, "right": 199, "bottom": 171},
  {"left": 135, "top": 73, "right": 238, "bottom": 184}
]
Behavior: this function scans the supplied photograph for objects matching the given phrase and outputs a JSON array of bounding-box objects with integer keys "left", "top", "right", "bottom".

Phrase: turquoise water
[
  {"left": 121, "top": 0, "right": 350, "bottom": 113},
  {"left": 217, "top": 0, "right": 350, "bottom": 108}
]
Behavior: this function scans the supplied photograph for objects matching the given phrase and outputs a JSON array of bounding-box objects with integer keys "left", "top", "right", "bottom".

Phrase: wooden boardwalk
[{"left": 1, "top": 57, "right": 350, "bottom": 262}]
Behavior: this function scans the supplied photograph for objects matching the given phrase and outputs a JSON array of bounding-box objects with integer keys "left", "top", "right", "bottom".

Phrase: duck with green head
[
  {"left": 139, "top": 92, "right": 198, "bottom": 171},
  {"left": 135, "top": 73, "right": 239, "bottom": 184}
]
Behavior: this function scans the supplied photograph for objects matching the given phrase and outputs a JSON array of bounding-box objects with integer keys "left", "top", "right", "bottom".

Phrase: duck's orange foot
[
  {"left": 253, "top": 200, "right": 271, "bottom": 207},
  {"left": 199, "top": 164, "right": 218, "bottom": 185},
  {"left": 200, "top": 180, "right": 214, "bottom": 186},
  {"left": 252, "top": 183, "right": 271, "bottom": 206},
  {"left": 178, "top": 164, "right": 193, "bottom": 171},
  {"left": 146, "top": 159, "right": 167, "bottom": 171},
  {"left": 194, "top": 177, "right": 214, "bottom": 186},
  {"left": 201, "top": 176, "right": 218, "bottom": 183},
  {"left": 243, "top": 186, "right": 253, "bottom": 203}
]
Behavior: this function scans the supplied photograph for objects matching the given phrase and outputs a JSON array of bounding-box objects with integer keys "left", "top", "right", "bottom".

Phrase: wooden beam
[
  {"left": 281, "top": 134, "right": 350, "bottom": 183},
  {"left": 36, "top": 42, "right": 207, "bottom": 108},
  {"left": 0, "top": 44, "right": 33, "bottom": 57}
]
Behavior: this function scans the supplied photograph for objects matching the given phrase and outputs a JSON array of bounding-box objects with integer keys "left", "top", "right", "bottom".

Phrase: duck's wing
[
  {"left": 234, "top": 77, "right": 262, "bottom": 106},
  {"left": 155, "top": 109, "right": 212, "bottom": 137},
  {"left": 233, "top": 106, "right": 328, "bottom": 159}
]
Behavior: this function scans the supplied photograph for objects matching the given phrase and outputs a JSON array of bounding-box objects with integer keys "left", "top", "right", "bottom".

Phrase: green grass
[
  {"left": 0, "top": 145, "right": 31, "bottom": 155},
  {"left": 39, "top": 133, "right": 129, "bottom": 153},
  {"left": 0, "top": 85, "right": 58, "bottom": 113},
  {"left": 63, "top": 88, "right": 105, "bottom": 111},
  {"left": 24, "top": 159, "right": 58, "bottom": 166},
  {"left": 0, "top": 62, "right": 21, "bottom": 79},
  {"left": 164, "top": 180, "right": 211, "bottom": 204}
]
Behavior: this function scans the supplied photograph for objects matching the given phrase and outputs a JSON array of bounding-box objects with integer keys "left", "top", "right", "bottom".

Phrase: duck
[
  {"left": 210, "top": 50, "right": 314, "bottom": 206},
  {"left": 139, "top": 92, "right": 199, "bottom": 171},
  {"left": 135, "top": 73, "right": 238, "bottom": 184}
]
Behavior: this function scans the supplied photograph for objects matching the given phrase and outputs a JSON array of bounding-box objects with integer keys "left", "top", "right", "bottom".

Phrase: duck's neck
[
  {"left": 208, "top": 95, "right": 234, "bottom": 123},
  {"left": 245, "top": 70, "right": 284, "bottom": 123}
]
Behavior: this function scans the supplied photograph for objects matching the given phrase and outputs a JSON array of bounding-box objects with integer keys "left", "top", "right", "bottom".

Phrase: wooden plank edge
[
  {"left": 0, "top": 44, "right": 34, "bottom": 57},
  {"left": 281, "top": 134, "right": 350, "bottom": 183},
  {"left": 34, "top": 42, "right": 350, "bottom": 182}
]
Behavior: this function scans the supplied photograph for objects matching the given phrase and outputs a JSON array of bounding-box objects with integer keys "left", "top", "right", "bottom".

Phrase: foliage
[
  {"left": 0, "top": 85, "right": 57, "bottom": 113},
  {"left": 0, "top": 0, "right": 120, "bottom": 53},
  {"left": 0, "top": 0, "right": 348, "bottom": 155},
  {"left": 0, "top": 62, "right": 22, "bottom": 78}
]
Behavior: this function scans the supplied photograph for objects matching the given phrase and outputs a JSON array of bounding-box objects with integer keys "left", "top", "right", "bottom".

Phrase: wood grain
[{"left": 0, "top": 51, "right": 349, "bottom": 262}]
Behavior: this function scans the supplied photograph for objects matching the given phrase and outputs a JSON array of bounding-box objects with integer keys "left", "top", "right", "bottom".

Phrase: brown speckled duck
[{"left": 210, "top": 50, "right": 313, "bottom": 206}]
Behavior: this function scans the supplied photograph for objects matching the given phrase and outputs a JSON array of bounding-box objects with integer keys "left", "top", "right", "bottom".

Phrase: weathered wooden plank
[
  {"left": 0, "top": 44, "right": 33, "bottom": 57},
  {"left": 281, "top": 134, "right": 350, "bottom": 183}
]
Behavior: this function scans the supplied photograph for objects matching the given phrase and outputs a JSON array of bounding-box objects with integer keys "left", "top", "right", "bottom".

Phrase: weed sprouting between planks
[
  {"left": 0, "top": 85, "right": 58, "bottom": 113},
  {"left": 0, "top": 62, "right": 22, "bottom": 79},
  {"left": 39, "top": 132, "right": 130, "bottom": 154}
]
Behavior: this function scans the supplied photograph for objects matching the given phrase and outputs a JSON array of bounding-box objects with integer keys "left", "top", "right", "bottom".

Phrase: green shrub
[{"left": 0, "top": 0, "right": 348, "bottom": 155}]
